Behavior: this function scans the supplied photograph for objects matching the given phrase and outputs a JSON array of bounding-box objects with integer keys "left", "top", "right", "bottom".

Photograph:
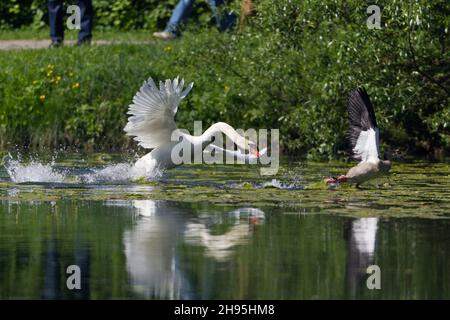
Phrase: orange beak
[{"left": 250, "top": 147, "right": 261, "bottom": 157}]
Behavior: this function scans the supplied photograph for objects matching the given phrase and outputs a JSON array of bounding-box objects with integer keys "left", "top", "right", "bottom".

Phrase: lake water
[{"left": 0, "top": 154, "right": 449, "bottom": 299}]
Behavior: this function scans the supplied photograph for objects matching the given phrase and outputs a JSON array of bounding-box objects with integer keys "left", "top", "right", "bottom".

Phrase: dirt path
[{"left": 0, "top": 39, "right": 151, "bottom": 50}]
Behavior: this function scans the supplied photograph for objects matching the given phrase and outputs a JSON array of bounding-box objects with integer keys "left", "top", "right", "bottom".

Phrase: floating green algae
[{"left": 0, "top": 158, "right": 449, "bottom": 219}]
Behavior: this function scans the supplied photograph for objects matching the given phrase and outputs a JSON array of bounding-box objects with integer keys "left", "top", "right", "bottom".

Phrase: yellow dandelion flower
[
  {"left": 56, "top": 76, "right": 62, "bottom": 81},
  {"left": 47, "top": 70, "right": 53, "bottom": 76},
  {"left": 164, "top": 46, "right": 172, "bottom": 52},
  {"left": 69, "top": 72, "right": 74, "bottom": 77},
  {"left": 47, "top": 64, "right": 54, "bottom": 69},
  {"left": 39, "top": 95, "right": 46, "bottom": 102},
  {"left": 72, "top": 82, "right": 80, "bottom": 89},
  {"left": 32, "top": 80, "right": 38, "bottom": 85}
]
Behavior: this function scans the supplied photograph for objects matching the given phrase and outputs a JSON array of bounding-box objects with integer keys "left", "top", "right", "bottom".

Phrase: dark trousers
[
  {"left": 48, "top": 0, "right": 93, "bottom": 42},
  {"left": 165, "top": 0, "right": 236, "bottom": 35}
]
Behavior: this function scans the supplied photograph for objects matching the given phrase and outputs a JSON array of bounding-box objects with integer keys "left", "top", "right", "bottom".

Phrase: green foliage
[
  {"left": 0, "top": 0, "right": 449, "bottom": 158},
  {"left": 155, "top": 0, "right": 449, "bottom": 158},
  {"left": 0, "top": 0, "right": 212, "bottom": 31},
  {"left": 0, "top": 0, "right": 35, "bottom": 29}
]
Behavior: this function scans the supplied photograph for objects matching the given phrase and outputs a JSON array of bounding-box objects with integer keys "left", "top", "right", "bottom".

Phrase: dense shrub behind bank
[{"left": 0, "top": 0, "right": 449, "bottom": 158}]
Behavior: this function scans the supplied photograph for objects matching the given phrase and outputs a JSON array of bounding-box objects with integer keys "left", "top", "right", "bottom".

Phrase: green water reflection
[
  {"left": 1, "top": 199, "right": 449, "bottom": 299},
  {"left": 0, "top": 157, "right": 449, "bottom": 299}
]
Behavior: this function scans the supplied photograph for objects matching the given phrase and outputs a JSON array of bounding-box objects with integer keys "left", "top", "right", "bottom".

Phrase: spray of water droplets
[{"left": 2, "top": 154, "right": 161, "bottom": 184}]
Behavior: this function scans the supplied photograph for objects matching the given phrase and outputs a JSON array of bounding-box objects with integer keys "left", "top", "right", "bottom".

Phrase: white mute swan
[
  {"left": 325, "top": 87, "right": 391, "bottom": 187},
  {"left": 124, "top": 77, "right": 260, "bottom": 175}
]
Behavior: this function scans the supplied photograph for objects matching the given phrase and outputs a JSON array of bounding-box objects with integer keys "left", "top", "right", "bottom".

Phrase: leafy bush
[
  {"left": 0, "top": 0, "right": 35, "bottom": 29},
  {"left": 155, "top": 0, "right": 449, "bottom": 158}
]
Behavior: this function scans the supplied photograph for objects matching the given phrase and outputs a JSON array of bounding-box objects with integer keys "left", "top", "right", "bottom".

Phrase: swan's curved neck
[
  {"left": 203, "top": 122, "right": 243, "bottom": 145},
  {"left": 184, "top": 122, "right": 245, "bottom": 148}
]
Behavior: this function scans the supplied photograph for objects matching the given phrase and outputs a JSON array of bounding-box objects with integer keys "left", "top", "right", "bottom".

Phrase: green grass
[{"left": 0, "top": 41, "right": 171, "bottom": 151}]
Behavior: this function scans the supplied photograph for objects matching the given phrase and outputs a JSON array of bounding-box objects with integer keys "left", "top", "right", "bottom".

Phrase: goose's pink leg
[
  {"left": 324, "top": 177, "right": 337, "bottom": 184},
  {"left": 324, "top": 175, "right": 348, "bottom": 184}
]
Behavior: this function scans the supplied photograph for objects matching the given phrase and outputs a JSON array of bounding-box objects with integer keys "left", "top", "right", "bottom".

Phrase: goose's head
[
  {"left": 380, "top": 152, "right": 392, "bottom": 172},
  {"left": 379, "top": 151, "right": 392, "bottom": 172},
  {"left": 380, "top": 160, "right": 391, "bottom": 172}
]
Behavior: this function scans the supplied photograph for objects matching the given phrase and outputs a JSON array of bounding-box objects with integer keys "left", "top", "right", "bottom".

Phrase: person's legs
[
  {"left": 77, "top": 0, "right": 93, "bottom": 42},
  {"left": 208, "top": 0, "right": 237, "bottom": 31},
  {"left": 164, "top": 0, "right": 196, "bottom": 35},
  {"left": 48, "top": 0, "right": 64, "bottom": 42}
]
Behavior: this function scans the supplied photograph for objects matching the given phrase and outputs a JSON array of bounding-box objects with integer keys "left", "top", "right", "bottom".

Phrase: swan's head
[
  {"left": 248, "top": 141, "right": 261, "bottom": 157},
  {"left": 235, "top": 136, "right": 260, "bottom": 157}
]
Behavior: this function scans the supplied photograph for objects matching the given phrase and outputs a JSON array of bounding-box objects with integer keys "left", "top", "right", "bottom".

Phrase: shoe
[
  {"left": 76, "top": 38, "right": 91, "bottom": 46},
  {"left": 49, "top": 40, "right": 63, "bottom": 48},
  {"left": 153, "top": 31, "right": 176, "bottom": 40}
]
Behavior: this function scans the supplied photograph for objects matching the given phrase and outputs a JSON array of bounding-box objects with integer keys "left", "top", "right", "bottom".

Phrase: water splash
[
  {"left": 230, "top": 178, "right": 303, "bottom": 190},
  {"left": 4, "top": 157, "right": 67, "bottom": 183},
  {"left": 81, "top": 163, "right": 145, "bottom": 183},
  {"left": 262, "top": 178, "right": 303, "bottom": 190},
  {"left": 2, "top": 154, "right": 161, "bottom": 184}
]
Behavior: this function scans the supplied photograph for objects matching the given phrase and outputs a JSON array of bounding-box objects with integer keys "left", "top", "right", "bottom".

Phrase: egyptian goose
[{"left": 326, "top": 87, "right": 391, "bottom": 187}]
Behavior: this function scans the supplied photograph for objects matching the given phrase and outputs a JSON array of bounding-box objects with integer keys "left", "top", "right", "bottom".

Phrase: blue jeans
[
  {"left": 48, "top": 0, "right": 93, "bottom": 42},
  {"left": 165, "top": 0, "right": 236, "bottom": 35}
]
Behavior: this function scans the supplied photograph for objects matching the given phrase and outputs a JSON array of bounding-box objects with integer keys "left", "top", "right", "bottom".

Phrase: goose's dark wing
[{"left": 347, "top": 87, "right": 380, "bottom": 162}]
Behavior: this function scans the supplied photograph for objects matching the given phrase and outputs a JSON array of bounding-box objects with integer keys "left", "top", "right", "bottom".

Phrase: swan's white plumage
[
  {"left": 353, "top": 127, "right": 380, "bottom": 163},
  {"left": 124, "top": 77, "right": 258, "bottom": 177},
  {"left": 124, "top": 77, "right": 193, "bottom": 149}
]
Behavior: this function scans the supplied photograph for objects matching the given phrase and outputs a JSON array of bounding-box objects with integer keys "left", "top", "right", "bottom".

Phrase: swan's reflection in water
[
  {"left": 122, "top": 200, "right": 264, "bottom": 299},
  {"left": 123, "top": 200, "right": 191, "bottom": 299},
  {"left": 184, "top": 208, "right": 265, "bottom": 261},
  {"left": 345, "top": 217, "right": 379, "bottom": 296}
]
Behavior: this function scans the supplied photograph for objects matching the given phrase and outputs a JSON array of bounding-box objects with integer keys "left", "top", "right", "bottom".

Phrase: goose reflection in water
[
  {"left": 122, "top": 200, "right": 264, "bottom": 299},
  {"left": 344, "top": 217, "right": 379, "bottom": 297}
]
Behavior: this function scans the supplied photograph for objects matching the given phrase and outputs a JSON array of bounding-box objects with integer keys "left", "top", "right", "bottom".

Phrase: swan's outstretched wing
[
  {"left": 124, "top": 77, "right": 193, "bottom": 149},
  {"left": 347, "top": 87, "right": 380, "bottom": 162}
]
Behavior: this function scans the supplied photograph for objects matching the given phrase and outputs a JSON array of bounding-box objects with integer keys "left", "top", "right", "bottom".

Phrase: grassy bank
[
  {"left": 0, "top": 43, "right": 166, "bottom": 151},
  {"left": 1, "top": 0, "right": 449, "bottom": 158}
]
